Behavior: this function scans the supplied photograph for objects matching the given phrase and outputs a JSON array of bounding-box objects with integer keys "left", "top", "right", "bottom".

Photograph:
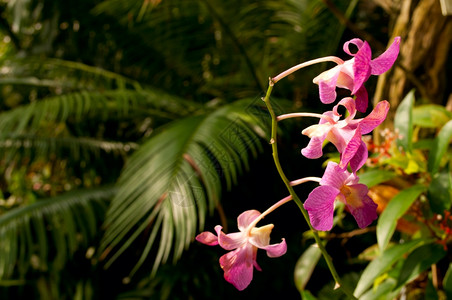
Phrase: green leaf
[
  {"left": 0, "top": 187, "right": 113, "bottom": 280},
  {"left": 394, "top": 90, "right": 415, "bottom": 152},
  {"left": 300, "top": 290, "right": 317, "bottom": 300},
  {"left": 99, "top": 98, "right": 271, "bottom": 276},
  {"left": 428, "top": 119, "right": 452, "bottom": 174},
  {"left": 443, "top": 263, "right": 452, "bottom": 299},
  {"left": 412, "top": 104, "right": 452, "bottom": 128},
  {"left": 396, "top": 242, "right": 446, "bottom": 289},
  {"left": 359, "top": 277, "right": 398, "bottom": 300},
  {"left": 294, "top": 243, "right": 322, "bottom": 293},
  {"left": 428, "top": 170, "right": 452, "bottom": 214},
  {"left": 358, "top": 169, "right": 397, "bottom": 187},
  {"left": 377, "top": 185, "right": 426, "bottom": 251},
  {"left": 353, "top": 238, "right": 430, "bottom": 298}
]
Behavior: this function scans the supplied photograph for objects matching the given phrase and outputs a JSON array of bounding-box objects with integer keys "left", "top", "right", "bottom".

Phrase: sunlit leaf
[
  {"left": 428, "top": 170, "right": 452, "bottom": 214},
  {"left": 294, "top": 243, "right": 322, "bottom": 293},
  {"left": 377, "top": 185, "right": 426, "bottom": 251},
  {"left": 443, "top": 263, "right": 452, "bottom": 299},
  {"left": 428, "top": 119, "right": 452, "bottom": 174},
  {"left": 394, "top": 90, "right": 415, "bottom": 153},
  {"left": 395, "top": 243, "right": 445, "bottom": 289},
  {"left": 354, "top": 238, "right": 430, "bottom": 298},
  {"left": 412, "top": 104, "right": 452, "bottom": 128},
  {"left": 358, "top": 169, "right": 397, "bottom": 187}
]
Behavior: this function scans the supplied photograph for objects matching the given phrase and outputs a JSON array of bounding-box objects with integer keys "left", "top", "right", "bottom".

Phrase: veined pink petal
[
  {"left": 216, "top": 226, "right": 245, "bottom": 250},
  {"left": 349, "top": 140, "right": 368, "bottom": 172},
  {"left": 196, "top": 231, "right": 219, "bottom": 246},
  {"left": 338, "top": 127, "right": 362, "bottom": 170},
  {"left": 352, "top": 41, "right": 372, "bottom": 94},
  {"left": 237, "top": 210, "right": 261, "bottom": 231},
  {"left": 354, "top": 85, "right": 369, "bottom": 113},
  {"left": 304, "top": 185, "right": 339, "bottom": 231},
  {"left": 342, "top": 184, "right": 378, "bottom": 228},
  {"left": 334, "top": 97, "right": 357, "bottom": 122},
  {"left": 316, "top": 68, "right": 341, "bottom": 104},
  {"left": 219, "top": 245, "right": 256, "bottom": 291},
  {"left": 319, "top": 161, "right": 349, "bottom": 188},
  {"left": 343, "top": 171, "right": 360, "bottom": 186},
  {"left": 260, "top": 239, "right": 287, "bottom": 258},
  {"left": 343, "top": 38, "right": 364, "bottom": 56},
  {"left": 370, "top": 37, "right": 401, "bottom": 75},
  {"left": 328, "top": 126, "right": 356, "bottom": 153},
  {"left": 358, "top": 100, "right": 390, "bottom": 134},
  {"left": 301, "top": 135, "right": 327, "bottom": 159}
]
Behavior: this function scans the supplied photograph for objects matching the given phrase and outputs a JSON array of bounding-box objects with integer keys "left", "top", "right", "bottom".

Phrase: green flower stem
[{"left": 262, "top": 79, "right": 357, "bottom": 300}]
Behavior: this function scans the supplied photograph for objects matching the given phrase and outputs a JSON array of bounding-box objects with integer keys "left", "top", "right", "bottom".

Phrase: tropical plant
[
  {"left": 0, "top": 0, "right": 354, "bottom": 298},
  {"left": 1, "top": 0, "right": 450, "bottom": 299}
]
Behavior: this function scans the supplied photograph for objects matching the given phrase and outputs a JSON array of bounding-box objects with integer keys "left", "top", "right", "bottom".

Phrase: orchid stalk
[
  {"left": 196, "top": 36, "right": 400, "bottom": 296},
  {"left": 262, "top": 79, "right": 357, "bottom": 300}
]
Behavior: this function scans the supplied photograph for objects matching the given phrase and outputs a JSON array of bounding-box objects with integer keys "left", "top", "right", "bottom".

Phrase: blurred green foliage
[{"left": 0, "top": 0, "right": 450, "bottom": 299}]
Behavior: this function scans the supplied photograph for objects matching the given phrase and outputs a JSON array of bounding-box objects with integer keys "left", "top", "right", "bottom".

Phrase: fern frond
[
  {"left": 0, "top": 186, "right": 115, "bottom": 281},
  {"left": 99, "top": 98, "right": 273, "bottom": 277}
]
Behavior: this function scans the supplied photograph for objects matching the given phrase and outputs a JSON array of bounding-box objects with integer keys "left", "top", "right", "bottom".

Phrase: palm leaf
[
  {"left": 0, "top": 57, "right": 142, "bottom": 91},
  {"left": 0, "top": 135, "right": 138, "bottom": 165},
  {"left": 0, "top": 89, "right": 201, "bottom": 136},
  {"left": 99, "top": 98, "right": 273, "bottom": 276},
  {"left": 92, "top": 0, "right": 348, "bottom": 101},
  {"left": 0, "top": 186, "right": 115, "bottom": 281}
]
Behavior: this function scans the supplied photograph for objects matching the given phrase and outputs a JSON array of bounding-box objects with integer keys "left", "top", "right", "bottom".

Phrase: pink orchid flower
[
  {"left": 196, "top": 209, "right": 287, "bottom": 291},
  {"left": 304, "top": 161, "right": 378, "bottom": 231},
  {"left": 313, "top": 36, "right": 400, "bottom": 112},
  {"left": 301, "top": 97, "right": 389, "bottom": 172}
]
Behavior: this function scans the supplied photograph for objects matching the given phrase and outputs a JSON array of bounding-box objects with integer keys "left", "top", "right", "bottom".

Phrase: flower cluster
[{"left": 196, "top": 37, "right": 400, "bottom": 290}]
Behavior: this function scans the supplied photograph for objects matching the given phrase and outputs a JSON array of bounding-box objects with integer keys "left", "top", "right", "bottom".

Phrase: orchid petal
[
  {"left": 249, "top": 224, "right": 273, "bottom": 248},
  {"left": 304, "top": 185, "right": 338, "bottom": 231},
  {"left": 354, "top": 85, "right": 369, "bottom": 113},
  {"left": 370, "top": 37, "right": 401, "bottom": 75},
  {"left": 358, "top": 100, "right": 390, "bottom": 134},
  {"left": 302, "top": 123, "right": 333, "bottom": 138},
  {"left": 219, "top": 245, "right": 256, "bottom": 291},
  {"left": 237, "top": 210, "right": 261, "bottom": 231},
  {"left": 215, "top": 225, "right": 245, "bottom": 250},
  {"left": 352, "top": 41, "right": 372, "bottom": 94},
  {"left": 343, "top": 184, "right": 378, "bottom": 228},
  {"left": 328, "top": 126, "right": 356, "bottom": 153},
  {"left": 334, "top": 97, "right": 357, "bottom": 122},
  {"left": 317, "top": 68, "right": 341, "bottom": 104},
  {"left": 195, "top": 231, "right": 219, "bottom": 246},
  {"left": 261, "top": 239, "right": 287, "bottom": 258},
  {"left": 339, "top": 127, "right": 362, "bottom": 170},
  {"left": 349, "top": 140, "right": 368, "bottom": 172},
  {"left": 319, "top": 161, "right": 349, "bottom": 188},
  {"left": 301, "top": 135, "right": 326, "bottom": 159},
  {"left": 343, "top": 38, "right": 364, "bottom": 56}
]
